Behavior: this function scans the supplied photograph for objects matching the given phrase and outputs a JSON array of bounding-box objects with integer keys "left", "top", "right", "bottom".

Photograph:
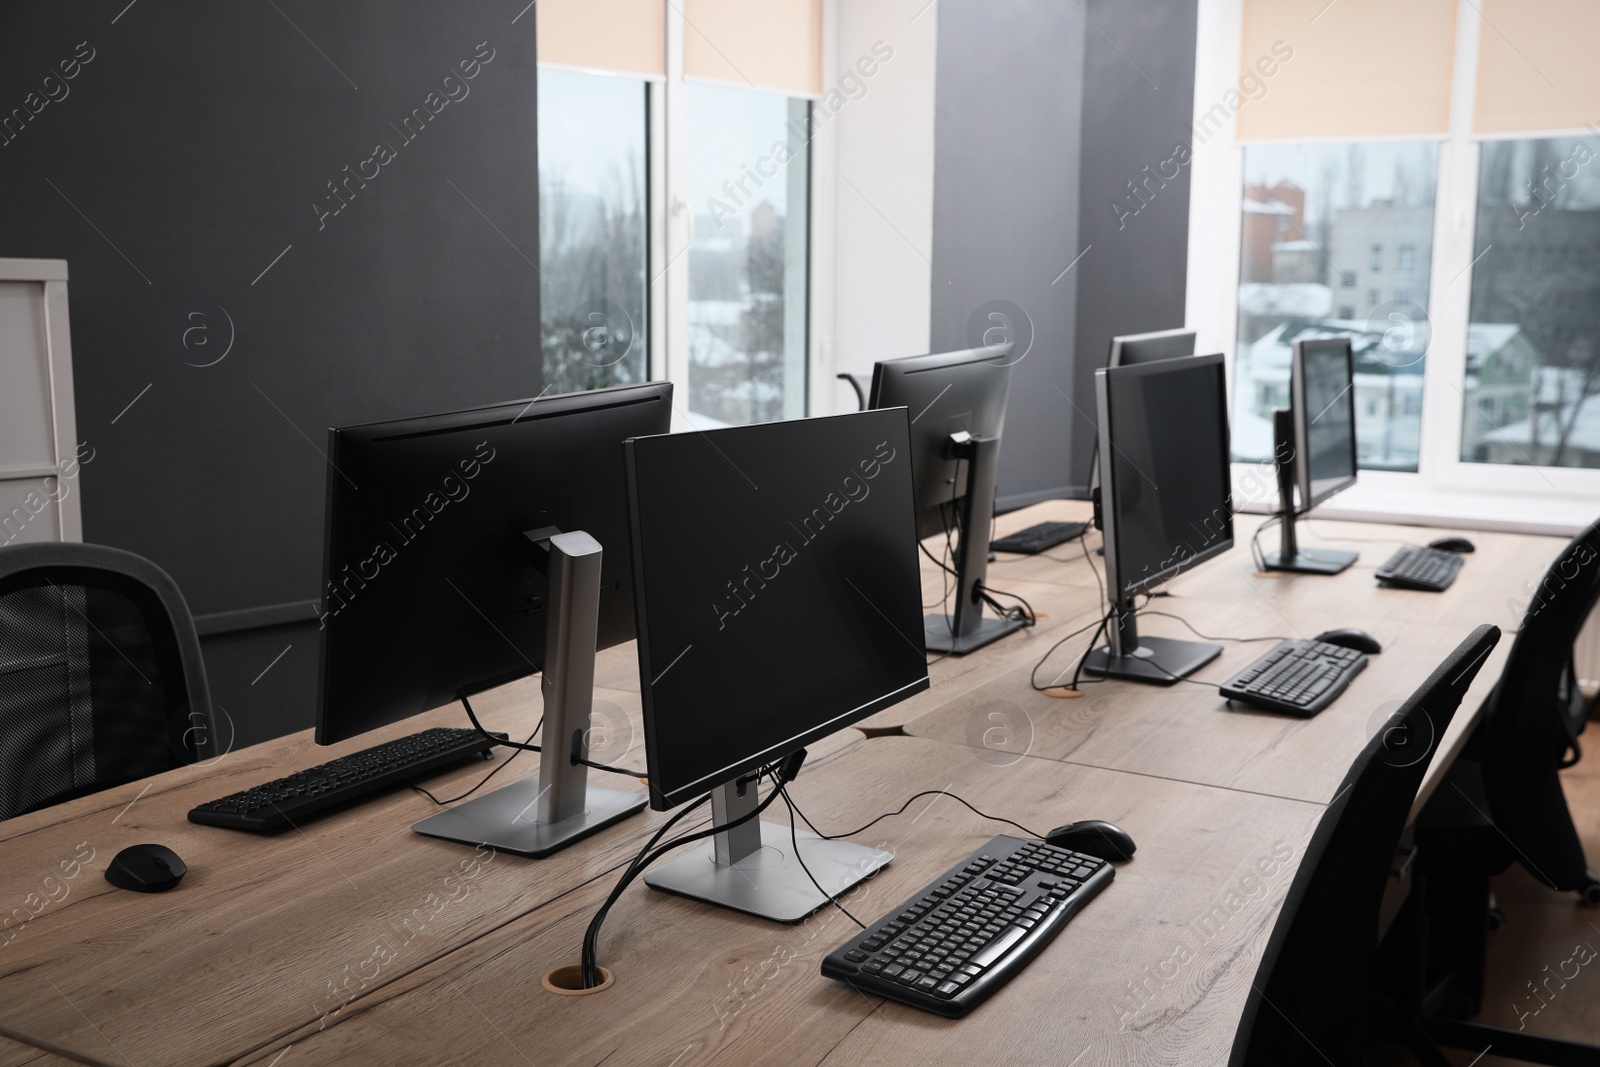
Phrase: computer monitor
[
  {"left": 869, "top": 347, "right": 1018, "bottom": 654},
  {"left": 1086, "top": 353, "right": 1234, "bottom": 684},
  {"left": 1107, "top": 327, "right": 1197, "bottom": 368},
  {"left": 317, "top": 382, "right": 673, "bottom": 856},
  {"left": 1091, "top": 329, "right": 1197, "bottom": 531},
  {"left": 1262, "top": 337, "right": 1360, "bottom": 575},
  {"left": 626, "top": 408, "right": 929, "bottom": 920}
]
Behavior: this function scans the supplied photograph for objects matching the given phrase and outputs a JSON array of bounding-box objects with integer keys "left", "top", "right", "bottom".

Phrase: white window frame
[{"left": 1190, "top": 0, "right": 1600, "bottom": 534}]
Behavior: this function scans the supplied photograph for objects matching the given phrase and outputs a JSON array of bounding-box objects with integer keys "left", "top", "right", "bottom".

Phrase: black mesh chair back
[
  {"left": 1229, "top": 624, "right": 1501, "bottom": 1066},
  {"left": 0, "top": 542, "right": 215, "bottom": 821},
  {"left": 1480, "top": 517, "right": 1600, "bottom": 893}
]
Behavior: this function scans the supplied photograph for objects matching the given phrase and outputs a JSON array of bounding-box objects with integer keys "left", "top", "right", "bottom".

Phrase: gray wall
[
  {"left": 1071, "top": 0, "right": 1199, "bottom": 497},
  {"left": 0, "top": 1, "right": 543, "bottom": 744},
  {"left": 930, "top": 0, "right": 1197, "bottom": 507},
  {"left": 929, "top": 0, "right": 1085, "bottom": 509}
]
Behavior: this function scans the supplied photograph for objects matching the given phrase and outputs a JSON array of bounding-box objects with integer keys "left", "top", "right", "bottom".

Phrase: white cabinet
[{"left": 0, "top": 258, "right": 83, "bottom": 545}]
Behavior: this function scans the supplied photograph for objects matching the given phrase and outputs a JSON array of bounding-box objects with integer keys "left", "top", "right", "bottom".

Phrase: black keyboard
[
  {"left": 991, "top": 520, "right": 1089, "bottom": 555},
  {"left": 821, "top": 834, "right": 1112, "bottom": 1017},
  {"left": 188, "top": 727, "right": 503, "bottom": 832},
  {"left": 1220, "top": 638, "right": 1368, "bottom": 716},
  {"left": 1376, "top": 545, "right": 1463, "bottom": 591}
]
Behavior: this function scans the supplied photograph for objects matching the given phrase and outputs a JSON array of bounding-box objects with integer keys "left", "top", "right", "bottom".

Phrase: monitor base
[
  {"left": 1084, "top": 635, "right": 1222, "bottom": 685},
  {"left": 924, "top": 613, "right": 1025, "bottom": 655},
  {"left": 645, "top": 822, "right": 892, "bottom": 923},
  {"left": 412, "top": 778, "right": 646, "bottom": 858},
  {"left": 1262, "top": 547, "right": 1358, "bottom": 575}
]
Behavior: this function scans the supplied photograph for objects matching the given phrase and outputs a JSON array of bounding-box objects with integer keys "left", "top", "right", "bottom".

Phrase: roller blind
[
  {"left": 684, "top": 0, "right": 823, "bottom": 97},
  {"left": 1475, "top": 0, "right": 1600, "bottom": 134},
  {"left": 1236, "top": 0, "right": 1456, "bottom": 140},
  {"left": 537, "top": 0, "right": 665, "bottom": 78}
]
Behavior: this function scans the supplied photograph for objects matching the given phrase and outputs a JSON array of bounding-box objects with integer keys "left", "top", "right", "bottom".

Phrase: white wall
[{"left": 825, "top": 0, "right": 940, "bottom": 414}]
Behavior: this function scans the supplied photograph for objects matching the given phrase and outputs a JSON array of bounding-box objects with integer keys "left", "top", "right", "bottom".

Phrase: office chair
[
  {"left": 1229, "top": 625, "right": 1501, "bottom": 1067},
  {"left": 1477, "top": 516, "right": 1600, "bottom": 902},
  {"left": 0, "top": 542, "right": 217, "bottom": 821}
]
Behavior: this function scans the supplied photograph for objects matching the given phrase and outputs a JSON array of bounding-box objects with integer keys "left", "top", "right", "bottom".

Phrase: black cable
[
  {"left": 412, "top": 715, "right": 543, "bottom": 806},
  {"left": 794, "top": 787, "right": 1046, "bottom": 842},
  {"left": 1080, "top": 522, "right": 1106, "bottom": 606},
  {"left": 461, "top": 691, "right": 541, "bottom": 752},
  {"left": 580, "top": 790, "right": 715, "bottom": 987},
  {"left": 1250, "top": 515, "right": 1282, "bottom": 571},
  {"left": 564, "top": 725, "right": 648, "bottom": 778},
  {"left": 573, "top": 755, "right": 649, "bottom": 778},
  {"left": 1027, "top": 612, "right": 1112, "bottom": 693},
  {"left": 780, "top": 786, "right": 864, "bottom": 928},
  {"left": 580, "top": 764, "right": 791, "bottom": 988},
  {"left": 919, "top": 540, "right": 958, "bottom": 577},
  {"left": 1135, "top": 609, "right": 1286, "bottom": 645},
  {"left": 976, "top": 582, "right": 1036, "bottom": 627},
  {"left": 1067, "top": 610, "right": 1112, "bottom": 692}
]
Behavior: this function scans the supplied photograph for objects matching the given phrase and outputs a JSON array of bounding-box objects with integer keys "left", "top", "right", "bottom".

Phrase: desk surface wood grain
[
  {"left": 900, "top": 501, "right": 1564, "bottom": 812},
  {"left": 0, "top": 499, "right": 1569, "bottom": 1066},
  {"left": 0, "top": 675, "right": 857, "bottom": 1067},
  {"left": 226, "top": 736, "right": 1326, "bottom": 1067}
]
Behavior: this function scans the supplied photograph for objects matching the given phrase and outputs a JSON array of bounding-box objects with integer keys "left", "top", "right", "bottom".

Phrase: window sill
[{"left": 1234, "top": 476, "right": 1597, "bottom": 538}]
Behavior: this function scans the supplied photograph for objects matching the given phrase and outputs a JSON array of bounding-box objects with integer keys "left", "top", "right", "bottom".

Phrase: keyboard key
[{"left": 974, "top": 926, "right": 1027, "bottom": 967}]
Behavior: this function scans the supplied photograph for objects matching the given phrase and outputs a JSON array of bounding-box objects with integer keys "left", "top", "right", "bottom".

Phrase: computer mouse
[
  {"left": 1314, "top": 628, "right": 1383, "bottom": 655},
  {"left": 1428, "top": 536, "right": 1476, "bottom": 554},
  {"left": 105, "top": 844, "right": 187, "bottom": 893},
  {"left": 1045, "top": 820, "right": 1136, "bottom": 862}
]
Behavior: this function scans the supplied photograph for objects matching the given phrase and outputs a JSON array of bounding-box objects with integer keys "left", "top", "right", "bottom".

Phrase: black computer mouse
[
  {"left": 105, "top": 844, "right": 187, "bottom": 892},
  {"left": 1045, "top": 820, "right": 1136, "bottom": 862},
  {"left": 1428, "top": 536, "right": 1476, "bottom": 554},
  {"left": 1314, "top": 628, "right": 1383, "bottom": 655}
]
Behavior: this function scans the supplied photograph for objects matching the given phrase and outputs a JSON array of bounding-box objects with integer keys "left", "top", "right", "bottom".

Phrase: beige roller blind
[
  {"left": 537, "top": 0, "right": 665, "bottom": 77},
  {"left": 1236, "top": 0, "right": 1456, "bottom": 140},
  {"left": 684, "top": 0, "right": 823, "bottom": 96},
  {"left": 1475, "top": 0, "right": 1600, "bottom": 134}
]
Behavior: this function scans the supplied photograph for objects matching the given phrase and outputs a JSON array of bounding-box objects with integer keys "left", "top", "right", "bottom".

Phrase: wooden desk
[
  {"left": 0, "top": 676, "right": 856, "bottom": 1067},
  {"left": 227, "top": 737, "right": 1326, "bottom": 1067},
  {"left": 0, "top": 500, "right": 1565, "bottom": 1066},
  {"left": 902, "top": 501, "right": 1565, "bottom": 811}
]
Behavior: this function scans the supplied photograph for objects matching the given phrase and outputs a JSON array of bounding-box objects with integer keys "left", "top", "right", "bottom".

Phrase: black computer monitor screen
[
  {"left": 627, "top": 409, "right": 930, "bottom": 810},
  {"left": 1098, "top": 354, "right": 1233, "bottom": 600},
  {"left": 316, "top": 384, "right": 673, "bottom": 745},
  {"left": 1108, "top": 328, "right": 1196, "bottom": 367},
  {"left": 1294, "top": 339, "right": 1358, "bottom": 509},
  {"left": 869, "top": 349, "right": 1011, "bottom": 541}
]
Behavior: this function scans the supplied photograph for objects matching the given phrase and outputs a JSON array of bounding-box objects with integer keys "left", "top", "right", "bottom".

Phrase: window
[
  {"left": 1398, "top": 244, "right": 1416, "bottom": 272},
  {"left": 686, "top": 83, "right": 810, "bottom": 426},
  {"left": 537, "top": 69, "right": 649, "bottom": 394},
  {"left": 1461, "top": 135, "right": 1600, "bottom": 469},
  {"left": 1234, "top": 142, "right": 1437, "bottom": 472}
]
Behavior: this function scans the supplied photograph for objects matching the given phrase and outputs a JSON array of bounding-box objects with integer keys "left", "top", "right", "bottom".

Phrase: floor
[{"left": 1398, "top": 749, "right": 1600, "bottom": 1064}]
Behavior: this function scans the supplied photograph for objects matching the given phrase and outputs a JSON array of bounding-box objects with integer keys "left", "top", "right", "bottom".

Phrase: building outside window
[
  {"left": 537, "top": 69, "right": 649, "bottom": 395},
  {"left": 1461, "top": 135, "right": 1600, "bottom": 469},
  {"left": 1234, "top": 142, "right": 1437, "bottom": 471},
  {"left": 686, "top": 83, "right": 810, "bottom": 427}
]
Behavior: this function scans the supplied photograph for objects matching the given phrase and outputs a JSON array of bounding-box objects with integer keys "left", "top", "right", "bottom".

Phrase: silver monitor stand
[
  {"left": 412, "top": 530, "right": 646, "bottom": 857},
  {"left": 644, "top": 779, "right": 892, "bottom": 922}
]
